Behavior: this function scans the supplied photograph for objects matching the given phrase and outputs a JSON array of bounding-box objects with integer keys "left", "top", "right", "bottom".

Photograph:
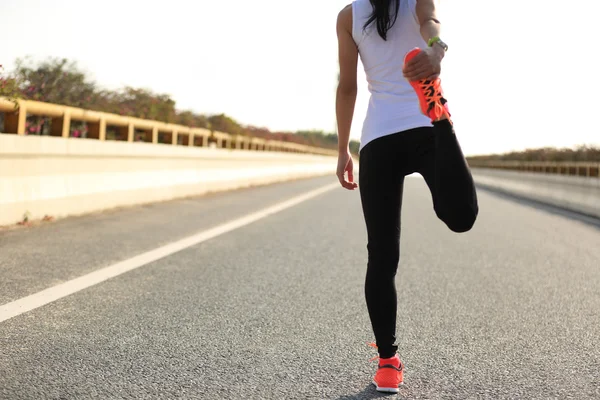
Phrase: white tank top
[{"left": 352, "top": 0, "right": 432, "bottom": 151}]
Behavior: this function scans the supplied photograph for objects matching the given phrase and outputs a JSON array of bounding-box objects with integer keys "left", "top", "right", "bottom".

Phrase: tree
[
  {"left": 208, "top": 114, "right": 242, "bottom": 136},
  {"left": 0, "top": 64, "right": 20, "bottom": 103},
  {"left": 14, "top": 57, "right": 96, "bottom": 108},
  {"left": 114, "top": 87, "right": 176, "bottom": 123},
  {"left": 176, "top": 110, "right": 209, "bottom": 128},
  {"left": 3, "top": 56, "right": 357, "bottom": 152},
  {"left": 466, "top": 145, "right": 600, "bottom": 163}
]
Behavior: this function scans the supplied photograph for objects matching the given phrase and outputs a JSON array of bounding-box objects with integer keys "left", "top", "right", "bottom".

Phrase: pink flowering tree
[
  {"left": 14, "top": 57, "right": 96, "bottom": 108},
  {"left": 4, "top": 56, "right": 358, "bottom": 150},
  {"left": 1, "top": 64, "right": 21, "bottom": 132},
  {"left": 0, "top": 65, "right": 20, "bottom": 102}
]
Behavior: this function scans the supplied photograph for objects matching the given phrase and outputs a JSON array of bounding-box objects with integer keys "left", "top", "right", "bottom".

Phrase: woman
[{"left": 335, "top": 0, "right": 479, "bottom": 393}]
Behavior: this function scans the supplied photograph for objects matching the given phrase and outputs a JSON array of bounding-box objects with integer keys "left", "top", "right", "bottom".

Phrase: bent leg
[{"left": 417, "top": 120, "right": 478, "bottom": 232}]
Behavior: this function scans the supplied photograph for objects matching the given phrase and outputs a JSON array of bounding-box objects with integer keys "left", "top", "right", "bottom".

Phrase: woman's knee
[
  {"left": 448, "top": 215, "right": 477, "bottom": 233},
  {"left": 366, "top": 241, "right": 400, "bottom": 277},
  {"left": 436, "top": 204, "right": 478, "bottom": 233}
]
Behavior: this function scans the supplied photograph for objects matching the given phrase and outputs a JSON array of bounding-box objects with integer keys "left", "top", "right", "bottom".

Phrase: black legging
[{"left": 358, "top": 119, "right": 479, "bottom": 359}]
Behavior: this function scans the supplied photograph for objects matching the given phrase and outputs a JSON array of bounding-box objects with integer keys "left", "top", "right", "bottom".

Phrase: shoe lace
[
  {"left": 368, "top": 342, "right": 403, "bottom": 370},
  {"left": 417, "top": 79, "right": 449, "bottom": 119},
  {"left": 368, "top": 342, "right": 379, "bottom": 362}
]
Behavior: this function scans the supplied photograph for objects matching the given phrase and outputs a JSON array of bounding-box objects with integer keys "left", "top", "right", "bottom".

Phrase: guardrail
[
  {"left": 468, "top": 160, "right": 600, "bottom": 178},
  {"left": 0, "top": 97, "right": 338, "bottom": 157}
]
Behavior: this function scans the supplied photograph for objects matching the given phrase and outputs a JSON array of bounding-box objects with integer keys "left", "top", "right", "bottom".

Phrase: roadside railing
[
  {"left": 0, "top": 97, "right": 338, "bottom": 157},
  {"left": 468, "top": 160, "right": 600, "bottom": 178}
]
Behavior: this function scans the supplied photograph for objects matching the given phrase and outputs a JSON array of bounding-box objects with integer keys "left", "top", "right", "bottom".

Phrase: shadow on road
[
  {"left": 476, "top": 184, "right": 600, "bottom": 231},
  {"left": 335, "top": 383, "right": 410, "bottom": 399}
]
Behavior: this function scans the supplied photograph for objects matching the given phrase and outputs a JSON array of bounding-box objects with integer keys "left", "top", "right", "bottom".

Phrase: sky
[{"left": 1, "top": 0, "right": 598, "bottom": 156}]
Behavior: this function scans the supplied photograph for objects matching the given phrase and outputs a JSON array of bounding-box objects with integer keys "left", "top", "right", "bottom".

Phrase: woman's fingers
[
  {"left": 404, "top": 66, "right": 433, "bottom": 81},
  {"left": 403, "top": 51, "right": 441, "bottom": 81},
  {"left": 337, "top": 169, "right": 347, "bottom": 187},
  {"left": 404, "top": 62, "right": 441, "bottom": 81},
  {"left": 404, "top": 61, "right": 430, "bottom": 78},
  {"left": 403, "top": 62, "right": 426, "bottom": 77},
  {"left": 338, "top": 172, "right": 357, "bottom": 190},
  {"left": 344, "top": 162, "right": 358, "bottom": 190},
  {"left": 342, "top": 180, "right": 358, "bottom": 190},
  {"left": 337, "top": 157, "right": 358, "bottom": 190},
  {"left": 403, "top": 52, "right": 427, "bottom": 71}
]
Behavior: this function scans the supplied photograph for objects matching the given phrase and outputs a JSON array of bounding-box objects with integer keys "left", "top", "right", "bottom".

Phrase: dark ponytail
[{"left": 363, "top": 0, "right": 400, "bottom": 41}]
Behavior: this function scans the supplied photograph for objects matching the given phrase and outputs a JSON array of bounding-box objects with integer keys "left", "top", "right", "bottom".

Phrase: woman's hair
[{"left": 363, "top": 0, "right": 400, "bottom": 41}]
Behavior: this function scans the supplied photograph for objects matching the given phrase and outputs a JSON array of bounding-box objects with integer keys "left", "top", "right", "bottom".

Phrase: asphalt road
[{"left": 1, "top": 175, "right": 599, "bottom": 399}]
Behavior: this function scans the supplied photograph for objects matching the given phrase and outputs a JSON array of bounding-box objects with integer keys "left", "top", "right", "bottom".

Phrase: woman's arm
[
  {"left": 417, "top": 0, "right": 444, "bottom": 48},
  {"left": 335, "top": 4, "right": 359, "bottom": 190},
  {"left": 336, "top": 5, "right": 358, "bottom": 154},
  {"left": 403, "top": 0, "right": 446, "bottom": 81}
]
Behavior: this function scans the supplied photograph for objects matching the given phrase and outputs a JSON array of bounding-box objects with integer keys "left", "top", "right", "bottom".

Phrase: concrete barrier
[
  {"left": 472, "top": 168, "right": 600, "bottom": 219},
  {"left": 0, "top": 134, "right": 336, "bottom": 226}
]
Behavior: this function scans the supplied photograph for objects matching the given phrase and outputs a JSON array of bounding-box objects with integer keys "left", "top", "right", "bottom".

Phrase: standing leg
[
  {"left": 417, "top": 120, "right": 479, "bottom": 232},
  {"left": 358, "top": 135, "right": 407, "bottom": 359}
]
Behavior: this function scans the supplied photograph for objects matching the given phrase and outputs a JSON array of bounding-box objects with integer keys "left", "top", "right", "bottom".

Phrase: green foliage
[
  {"left": 349, "top": 140, "right": 360, "bottom": 155},
  {"left": 296, "top": 130, "right": 337, "bottom": 147},
  {"left": 176, "top": 110, "right": 209, "bottom": 129},
  {"left": 114, "top": 87, "right": 176, "bottom": 123},
  {"left": 295, "top": 130, "right": 361, "bottom": 154},
  {"left": 3, "top": 56, "right": 361, "bottom": 152},
  {"left": 208, "top": 114, "right": 242, "bottom": 136},
  {"left": 14, "top": 57, "right": 95, "bottom": 107},
  {"left": 467, "top": 145, "right": 600, "bottom": 163},
  {"left": 10, "top": 58, "right": 179, "bottom": 124},
  {"left": 0, "top": 64, "right": 21, "bottom": 104}
]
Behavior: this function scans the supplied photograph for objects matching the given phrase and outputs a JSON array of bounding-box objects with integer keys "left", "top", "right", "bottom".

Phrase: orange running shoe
[
  {"left": 404, "top": 47, "right": 451, "bottom": 123},
  {"left": 373, "top": 354, "right": 404, "bottom": 393}
]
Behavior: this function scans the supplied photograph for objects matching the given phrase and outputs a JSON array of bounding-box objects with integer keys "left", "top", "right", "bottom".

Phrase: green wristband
[{"left": 428, "top": 36, "right": 440, "bottom": 47}]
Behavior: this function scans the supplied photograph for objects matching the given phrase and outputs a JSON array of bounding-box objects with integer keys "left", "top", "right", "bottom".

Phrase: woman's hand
[
  {"left": 402, "top": 45, "right": 444, "bottom": 81},
  {"left": 337, "top": 150, "right": 358, "bottom": 190}
]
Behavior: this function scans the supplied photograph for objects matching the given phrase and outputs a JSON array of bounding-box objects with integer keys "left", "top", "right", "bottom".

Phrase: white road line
[{"left": 0, "top": 182, "right": 339, "bottom": 324}]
